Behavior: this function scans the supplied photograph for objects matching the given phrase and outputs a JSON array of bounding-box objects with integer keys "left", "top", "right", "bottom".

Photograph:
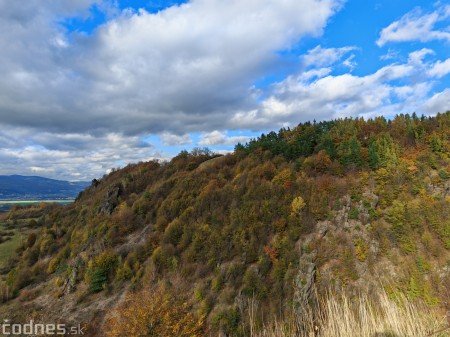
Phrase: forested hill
[
  {"left": 0, "top": 113, "right": 448, "bottom": 336},
  {"left": 0, "top": 175, "right": 89, "bottom": 200}
]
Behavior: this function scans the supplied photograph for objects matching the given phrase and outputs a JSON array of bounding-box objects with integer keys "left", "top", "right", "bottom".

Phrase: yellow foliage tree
[
  {"left": 291, "top": 196, "right": 306, "bottom": 214},
  {"left": 105, "top": 284, "right": 205, "bottom": 337}
]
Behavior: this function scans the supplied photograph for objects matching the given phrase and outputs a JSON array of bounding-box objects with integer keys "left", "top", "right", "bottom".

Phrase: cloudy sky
[{"left": 0, "top": 0, "right": 449, "bottom": 181}]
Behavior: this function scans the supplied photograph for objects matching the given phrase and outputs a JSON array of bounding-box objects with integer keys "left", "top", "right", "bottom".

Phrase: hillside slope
[{"left": 0, "top": 113, "right": 448, "bottom": 336}]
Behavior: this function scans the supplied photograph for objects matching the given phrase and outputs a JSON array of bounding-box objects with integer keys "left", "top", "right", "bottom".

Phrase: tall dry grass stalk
[{"left": 250, "top": 289, "right": 449, "bottom": 337}]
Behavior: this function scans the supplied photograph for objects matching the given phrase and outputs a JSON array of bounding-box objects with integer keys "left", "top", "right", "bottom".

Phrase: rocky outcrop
[
  {"left": 294, "top": 250, "right": 317, "bottom": 307},
  {"left": 61, "top": 258, "right": 82, "bottom": 295},
  {"left": 294, "top": 192, "right": 383, "bottom": 308},
  {"left": 97, "top": 184, "right": 122, "bottom": 215}
]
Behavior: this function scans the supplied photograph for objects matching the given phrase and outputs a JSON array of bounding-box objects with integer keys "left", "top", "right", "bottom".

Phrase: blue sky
[{"left": 0, "top": 0, "right": 449, "bottom": 180}]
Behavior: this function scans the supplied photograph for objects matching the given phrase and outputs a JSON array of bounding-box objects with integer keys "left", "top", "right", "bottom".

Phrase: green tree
[
  {"left": 375, "top": 133, "right": 398, "bottom": 168},
  {"left": 368, "top": 141, "right": 380, "bottom": 170},
  {"left": 338, "top": 136, "right": 362, "bottom": 168}
]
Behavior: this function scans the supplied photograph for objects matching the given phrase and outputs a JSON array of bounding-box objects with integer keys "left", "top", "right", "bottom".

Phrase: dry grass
[{"left": 250, "top": 289, "right": 449, "bottom": 337}]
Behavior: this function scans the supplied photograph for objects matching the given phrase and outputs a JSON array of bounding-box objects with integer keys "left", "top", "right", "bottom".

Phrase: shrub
[
  {"left": 354, "top": 238, "right": 368, "bottom": 262},
  {"left": 105, "top": 284, "right": 205, "bottom": 337},
  {"left": 348, "top": 207, "right": 360, "bottom": 220},
  {"left": 151, "top": 244, "right": 176, "bottom": 273},
  {"left": 25, "top": 233, "right": 37, "bottom": 248},
  {"left": 438, "top": 169, "right": 449, "bottom": 180},
  {"left": 86, "top": 251, "right": 118, "bottom": 293},
  {"left": 164, "top": 219, "right": 184, "bottom": 246},
  {"left": 211, "top": 306, "right": 241, "bottom": 336},
  {"left": 89, "top": 267, "right": 107, "bottom": 293},
  {"left": 115, "top": 261, "right": 133, "bottom": 281}
]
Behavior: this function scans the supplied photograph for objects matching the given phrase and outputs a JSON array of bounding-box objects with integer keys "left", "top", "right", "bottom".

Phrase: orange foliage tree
[{"left": 105, "top": 284, "right": 205, "bottom": 337}]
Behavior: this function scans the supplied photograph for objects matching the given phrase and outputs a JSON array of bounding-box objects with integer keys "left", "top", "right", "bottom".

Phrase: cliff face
[{"left": 0, "top": 113, "right": 449, "bottom": 336}]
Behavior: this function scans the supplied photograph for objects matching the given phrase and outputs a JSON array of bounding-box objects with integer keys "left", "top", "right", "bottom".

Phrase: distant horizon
[
  {"left": 0, "top": 0, "right": 449, "bottom": 181},
  {"left": 0, "top": 174, "right": 90, "bottom": 184}
]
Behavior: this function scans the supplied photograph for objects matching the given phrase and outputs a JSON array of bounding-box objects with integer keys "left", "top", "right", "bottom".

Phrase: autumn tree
[
  {"left": 105, "top": 284, "right": 205, "bottom": 337},
  {"left": 291, "top": 196, "right": 306, "bottom": 214}
]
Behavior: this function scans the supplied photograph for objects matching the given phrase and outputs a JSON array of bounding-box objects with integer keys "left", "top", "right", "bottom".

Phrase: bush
[
  {"left": 115, "top": 261, "right": 133, "bottom": 281},
  {"left": 86, "top": 251, "right": 118, "bottom": 293},
  {"left": 438, "top": 169, "right": 449, "bottom": 180},
  {"left": 105, "top": 284, "right": 205, "bottom": 337},
  {"left": 349, "top": 207, "right": 360, "bottom": 220},
  {"left": 25, "top": 233, "right": 37, "bottom": 248},
  {"left": 354, "top": 238, "right": 368, "bottom": 262},
  {"left": 151, "top": 244, "right": 176, "bottom": 273},
  {"left": 164, "top": 219, "right": 184, "bottom": 245},
  {"left": 212, "top": 306, "right": 241, "bottom": 336},
  {"left": 89, "top": 267, "right": 107, "bottom": 293}
]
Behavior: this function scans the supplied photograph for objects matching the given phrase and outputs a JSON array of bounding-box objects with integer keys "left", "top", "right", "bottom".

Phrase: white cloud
[
  {"left": 199, "top": 130, "right": 250, "bottom": 146},
  {"left": 377, "top": 5, "right": 450, "bottom": 46},
  {"left": 30, "top": 166, "right": 55, "bottom": 174},
  {"left": 0, "top": 129, "right": 162, "bottom": 180},
  {"left": 233, "top": 49, "right": 445, "bottom": 128},
  {"left": 380, "top": 48, "right": 400, "bottom": 61},
  {"left": 343, "top": 54, "right": 357, "bottom": 71},
  {"left": 302, "top": 45, "right": 356, "bottom": 68},
  {"left": 428, "top": 58, "right": 450, "bottom": 78},
  {"left": 422, "top": 89, "right": 450, "bottom": 113},
  {"left": 408, "top": 48, "right": 435, "bottom": 65},
  {"left": 160, "top": 133, "right": 192, "bottom": 146},
  {"left": 0, "top": 0, "right": 344, "bottom": 135}
]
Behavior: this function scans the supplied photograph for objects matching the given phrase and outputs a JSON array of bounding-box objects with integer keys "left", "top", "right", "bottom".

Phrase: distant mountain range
[{"left": 0, "top": 175, "right": 89, "bottom": 200}]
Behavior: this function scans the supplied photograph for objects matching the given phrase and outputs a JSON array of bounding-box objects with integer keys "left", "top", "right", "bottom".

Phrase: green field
[
  {"left": 0, "top": 201, "right": 72, "bottom": 266},
  {"left": 0, "top": 230, "right": 22, "bottom": 268}
]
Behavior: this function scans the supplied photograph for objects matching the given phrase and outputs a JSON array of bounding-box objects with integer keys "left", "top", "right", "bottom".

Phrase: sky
[{"left": 0, "top": 0, "right": 449, "bottom": 181}]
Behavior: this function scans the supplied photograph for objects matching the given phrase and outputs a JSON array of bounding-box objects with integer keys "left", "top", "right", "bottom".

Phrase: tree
[
  {"left": 303, "top": 150, "right": 332, "bottom": 174},
  {"left": 106, "top": 284, "right": 205, "bottom": 337},
  {"left": 89, "top": 268, "right": 107, "bottom": 293},
  {"left": 291, "top": 196, "right": 306, "bottom": 215},
  {"left": 317, "top": 133, "right": 337, "bottom": 159},
  {"left": 338, "top": 136, "right": 362, "bottom": 168},
  {"left": 86, "top": 251, "right": 118, "bottom": 292},
  {"left": 375, "top": 133, "right": 399, "bottom": 168},
  {"left": 368, "top": 141, "right": 380, "bottom": 170}
]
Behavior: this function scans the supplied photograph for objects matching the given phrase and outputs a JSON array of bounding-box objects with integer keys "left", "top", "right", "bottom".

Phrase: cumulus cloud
[
  {"left": 377, "top": 5, "right": 450, "bottom": 46},
  {"left": 232, "top": 48, "right": 448, "bottom": 128},
  {"left": 0, "top": 0, "right": 343, "bottom": 135},
  {"left": 198, "top": 131, "right": 250, "bottom": 146},
  {"left": 0, "top": 128, "right": 162, "bottom": 181},
  {"left": 160, "top": 133, "right": 192, "bottom": 146},
  {"left": 422, "top": 88, "right": 450, "bottom": 114}
]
